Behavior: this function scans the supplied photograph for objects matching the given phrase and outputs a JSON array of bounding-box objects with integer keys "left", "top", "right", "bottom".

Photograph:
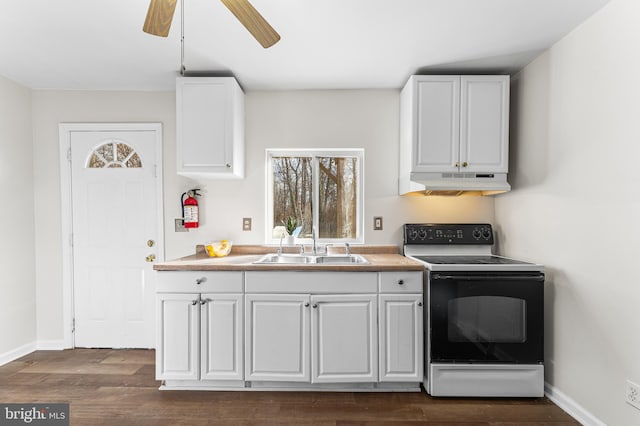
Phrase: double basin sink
[{"left": 254, "top": 253, "right": 368, "bottom": 265}]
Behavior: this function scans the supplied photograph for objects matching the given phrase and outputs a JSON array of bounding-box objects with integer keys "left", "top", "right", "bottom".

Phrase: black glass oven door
[{"left": 429, "top": 271, "right": 544, "bottom": 364}]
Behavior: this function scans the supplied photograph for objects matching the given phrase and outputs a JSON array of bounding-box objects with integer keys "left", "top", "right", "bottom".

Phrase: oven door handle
[{"left": 431, "top": 274, "right": 544, "bottom": 281}]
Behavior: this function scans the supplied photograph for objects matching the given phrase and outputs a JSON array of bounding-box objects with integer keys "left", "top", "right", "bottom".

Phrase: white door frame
[{"left": 59, "top": 122, "right": 164, "bottom": 348}]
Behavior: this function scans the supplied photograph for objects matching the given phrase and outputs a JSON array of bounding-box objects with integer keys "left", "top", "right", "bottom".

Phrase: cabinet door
[
  {"left": 412, "top": 76, "right": 460, "bottom": 173},
  {"left": 379, "top": 294, "right": 423, "bottom": 382},
  {"left": 459, "top": 75, "right": 509, "bottom": 173},
  {"left": 311, "top": 294, "right": 378, "bottom": 383},
  {"left": 245, "top": 294, "right": 310, "bottom": 382},
  {"left": 176, "top": 77, "right": 244, "bottom": 179},
  {"left": 156, "top": 294, "right": 200, "bottom": 380},
  {"left": 201, "top": 294, "right": 243, "bottom": 381}
]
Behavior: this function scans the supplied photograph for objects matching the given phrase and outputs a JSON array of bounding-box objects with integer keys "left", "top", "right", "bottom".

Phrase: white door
[
  {"left": 201, "top": 293, "right": 244, "bottom": 381},
  {"left": 245, "top": 294, "right": 310, "bottom": 382},
  {"left": 378, "top": 294, "right": 423, "bottom": 382},
  {"left": 70, "top": 127, "right": 162, "bottom": 348},
  {"left": 156, "top": 293, "right": 200, "bottom": 380},
  {"left": 311, "top": 294, "right": 378, "bottom": 383}
]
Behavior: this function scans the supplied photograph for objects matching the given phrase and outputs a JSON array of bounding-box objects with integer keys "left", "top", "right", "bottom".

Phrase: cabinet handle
[
  {"left": 304, "top": 302, "right": 310, "bottom": 307},
  {"left": 312, "top": 304, "right": 318, "bottom": 309},
  {"left": 191, "top": 299, "right": 198, "bottom": 306},
  {"left": 398, "top": 279, "right": 404, "bottom": 285},
  {"left": 462, "top": 161, "right": 468, "bottom": 167},
  {"left": 226, "top": 163, "right": 231, "bottom": 168},
  {"left": 195, "top": 278, "right": 205, "bottom": 285},
  {"left": 417, "top": 301, "right": 423, "bottom": 307}
]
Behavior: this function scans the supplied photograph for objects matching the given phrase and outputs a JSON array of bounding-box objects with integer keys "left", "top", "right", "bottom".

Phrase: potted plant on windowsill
[{"left": 282, "top": 217, "right": 299, "bottom": 245}]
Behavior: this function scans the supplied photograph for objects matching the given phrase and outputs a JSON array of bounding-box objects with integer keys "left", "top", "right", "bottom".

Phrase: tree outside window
[{"left": 267, "top": 150, "right": 364, "bottom": 243}]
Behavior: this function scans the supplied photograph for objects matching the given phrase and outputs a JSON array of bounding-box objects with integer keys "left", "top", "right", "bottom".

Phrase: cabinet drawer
[
  {"left": 157, "top": 271, "right": 243, "bottom": 293},
  {"left": 379, "top": 271, "right": 423, "bottom": 293},
  {"left": 245, "top": 271, "right": 377, "bottom": 293}
]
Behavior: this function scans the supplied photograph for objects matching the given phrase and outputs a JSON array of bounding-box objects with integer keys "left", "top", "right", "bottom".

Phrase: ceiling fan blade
[
  {"left": 220, "top": 0, "right": 281, "bottom": 48},
  {"left": 143, "top": 0, "right": 178, "bottom": 37}
]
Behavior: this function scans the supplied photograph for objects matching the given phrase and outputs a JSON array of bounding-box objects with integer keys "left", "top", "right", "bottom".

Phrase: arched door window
[{"left": 86, "top": 140, "right": 142, "bottom": 168}]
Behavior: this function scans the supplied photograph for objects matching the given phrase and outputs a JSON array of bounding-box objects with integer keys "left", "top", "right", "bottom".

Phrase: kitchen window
[{"left": 266, "top": 149, "right": 364, "bottom": 244}]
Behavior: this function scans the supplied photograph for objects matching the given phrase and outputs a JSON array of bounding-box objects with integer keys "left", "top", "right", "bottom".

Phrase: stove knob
[
  {"left": 408, "top": 229, "right": 419, "bottom": 241},
  {"left": 482, "top": 228, "right": 492, "bottom": 239},
  {"left": 472, "top": 228, "right": 482, "bottom": 239},
  {"left": 418, "top": 229, "right": 427, "bottom": 240}
]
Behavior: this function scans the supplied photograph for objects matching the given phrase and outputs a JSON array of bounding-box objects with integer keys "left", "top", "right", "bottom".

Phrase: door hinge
[
  {"left": 72, "top": 318, "right": 75, "bottom": 333},
  {"left": 67, "top": 147, "right": 72, "bottom": 162}
]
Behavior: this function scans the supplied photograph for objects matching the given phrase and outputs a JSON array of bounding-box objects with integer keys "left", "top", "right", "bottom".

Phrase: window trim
[{"left": 266, "top": 148, "right": 365, "bottom": 245}]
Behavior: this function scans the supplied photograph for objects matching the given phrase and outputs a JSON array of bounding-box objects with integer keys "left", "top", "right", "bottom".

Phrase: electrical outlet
[
  {"left": 627, "top": 380, "right": 640, "bottom": 410},
  {"left": 243, "top": 217, "right": 252, "bottom": 231},
  {"left": 374, "top": 216, "right": 383, "bottom": 231}
]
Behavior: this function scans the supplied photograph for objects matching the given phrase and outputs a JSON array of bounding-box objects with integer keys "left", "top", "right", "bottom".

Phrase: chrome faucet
[
  {"left": 344, "top": 242, "right": 351, "bottom": 256},
  {"left": 278, "top": 235, "right": 284, "bottom": 255}
]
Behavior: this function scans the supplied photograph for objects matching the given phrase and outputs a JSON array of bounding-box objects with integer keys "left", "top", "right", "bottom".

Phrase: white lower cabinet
[
  {"left": 378, "top": 294, "right": 423, "bottom": 382},
  {"left": 200, "top": 294, "right": 244, "bottom": 380},
  {"left": 244, "top": 294, "right": 310, "bottom": 382},
  {"left": 156, "top": 293, "right": 200, "bottom": 380},
  {"left": 245, "top": 293, "right": 377, "bottom": 383},
  {"left": 312, "top": 294, "right": 378, "bottom": 383},
  {"left": 157, "top": 269, "right": 423, "bottom": 391},
  {"left": 157, "top": 293, "right": 243, "bottom": 381},
  {"left": 156, "top": 271, "right": 244, "bottom": 383}
]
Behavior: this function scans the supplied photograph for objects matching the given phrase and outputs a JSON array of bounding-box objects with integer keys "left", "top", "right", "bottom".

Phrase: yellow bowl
[{"left": 205, "top": 240, "right": 232, "bottom": 257}]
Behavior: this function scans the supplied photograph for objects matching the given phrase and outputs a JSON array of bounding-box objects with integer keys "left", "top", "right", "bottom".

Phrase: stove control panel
[{"left": 404, "top": 223, "right": 494, "bottom": 245}]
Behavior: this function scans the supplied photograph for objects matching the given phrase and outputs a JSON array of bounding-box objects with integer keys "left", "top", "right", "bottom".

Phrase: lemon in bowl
[{"left": 205, "top": 240, "right": 232, "bottom": 257}]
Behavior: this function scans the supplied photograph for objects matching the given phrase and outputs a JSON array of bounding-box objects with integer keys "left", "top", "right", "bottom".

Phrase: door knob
[{"left": 145, "top": 254, "right": 156, "bottom": 262}]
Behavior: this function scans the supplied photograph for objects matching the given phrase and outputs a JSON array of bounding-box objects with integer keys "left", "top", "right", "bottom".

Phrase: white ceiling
[{"left": 0, "top": 0, "right": 609, "bottom": 91}]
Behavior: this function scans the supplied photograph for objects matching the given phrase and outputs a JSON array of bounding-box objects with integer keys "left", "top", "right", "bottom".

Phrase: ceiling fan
[{"left": 143, "top": 0, "right": 280, "bottom": 48}]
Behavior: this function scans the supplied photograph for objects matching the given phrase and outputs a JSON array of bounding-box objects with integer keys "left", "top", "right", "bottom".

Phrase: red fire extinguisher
[{"left": 181, "top": 189, "right": 201, "bottom": 229}]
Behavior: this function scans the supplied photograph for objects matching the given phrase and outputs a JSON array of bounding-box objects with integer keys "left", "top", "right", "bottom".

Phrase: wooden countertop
[{"left": 153, "top": 245, "right": 424, "bottom": 272}]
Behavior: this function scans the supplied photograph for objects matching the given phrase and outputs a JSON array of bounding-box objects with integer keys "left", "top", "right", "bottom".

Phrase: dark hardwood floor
[{"left": 0, "top": 349, "right": 578, "bottom": 425}]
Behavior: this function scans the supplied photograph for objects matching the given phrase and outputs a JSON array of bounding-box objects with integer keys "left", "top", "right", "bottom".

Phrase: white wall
[
  {"left": 31, "top": 88, "right": 494, "bottom": 343},
  {"left": 495, "top": 0, "right": 640, "bottom": 424},
  {"left": 0, "top": 75, "right": 36, "bottom": 357}
]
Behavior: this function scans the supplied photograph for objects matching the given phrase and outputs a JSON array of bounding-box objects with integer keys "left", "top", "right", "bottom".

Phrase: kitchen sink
[{"left": 253, "top": 254, "right": 368, "bottom": 265}]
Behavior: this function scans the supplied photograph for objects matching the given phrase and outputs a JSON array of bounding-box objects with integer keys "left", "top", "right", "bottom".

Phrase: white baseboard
[
  {"left": 545, "top": 382, "right": 605, "bottom": 426},
  {"left": 36, "top": 340, "right": 68, "bottom": 351},
  {"left": 0, "top": 341, "right": 37, "bottom": 366}
]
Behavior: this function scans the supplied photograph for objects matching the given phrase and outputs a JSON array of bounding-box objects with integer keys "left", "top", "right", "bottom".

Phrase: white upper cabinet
[
  {"left": 400, "top": 75, "right": 509, "bottom": 174},
  {"left": 176, "top": 77, "right": 245, "bottom": 179}
]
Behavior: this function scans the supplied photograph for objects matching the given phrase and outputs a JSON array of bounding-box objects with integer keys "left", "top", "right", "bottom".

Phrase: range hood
[{"left": 399, "top": 172, "right": 511, "bottom": 196}]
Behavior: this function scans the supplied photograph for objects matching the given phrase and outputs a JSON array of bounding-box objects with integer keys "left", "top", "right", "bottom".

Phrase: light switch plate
[
  {"left": 243, "top": 217, "right": 252, "bottom": 231},
  {"left": 174, "top": 218, "right": 187, "bottom": 232},
  {"left": 374, "top": 216, "right": 383, "bottom": 231}
]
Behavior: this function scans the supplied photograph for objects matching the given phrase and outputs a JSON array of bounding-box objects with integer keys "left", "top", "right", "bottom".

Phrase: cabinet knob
[
  {"left": 398, "top": 279, "right": 404, "bottom": 285},
  {"left": 200, "top": 299, "right": 207, "bottom": 305},
  {"left": 454, "top": 162, "right": 459, "bottom": 167},
  {"left": 195, "top": 277, "right": 205, "bottom": 285},
  {"left": 312, "top": 304, "right": 318, "bottom": 309},
  {"left": 462, "top": 161, "right": 468, "bottom": 167},
  {"left": 418, "top": 301, "right": 423, "bottom": 307},
  {"left": 225, "top": 163, "right": 232, "bottom": 168},
  {"left": 304, "top": 302, "right": 310, "bottom": 307},
  {"left": 191, "top": 299, "right": 198, "bottom": 306}
]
